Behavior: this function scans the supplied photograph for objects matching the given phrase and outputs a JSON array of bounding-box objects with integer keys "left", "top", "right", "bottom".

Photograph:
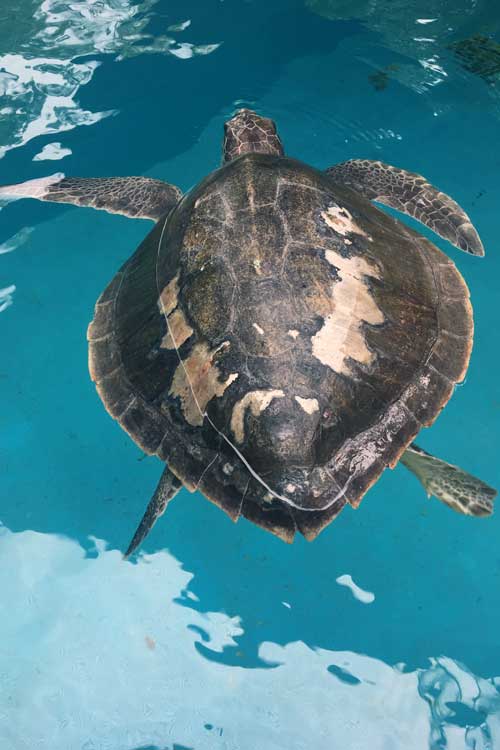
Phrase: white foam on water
[
  {"left": 0, "top": 227, "right": 33, "bottom": 255},
  {"left": 168, "top": 20, "right": 191, "bottom": 32},
  {"left": 0, "top": 284, "right": 16, "bottom": 313}
]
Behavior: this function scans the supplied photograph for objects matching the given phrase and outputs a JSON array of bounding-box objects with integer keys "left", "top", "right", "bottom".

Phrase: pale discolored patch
[
  {"left": 231, "top": 389, "right": 285, "bottom": 444},
  {"left": 321, "top": 205, "right": 370, "bottom": 240},
  {"left": 288, "top": 329, "right": 299, "bottom": 339},
  {"left": 0, "top": 172, "right": 64, "bottom": 202},
  {"left": 295, "top": 396, "right": 319, "bottom": 414},
  {"left": 253, "top": 257, "right": 262, "bottom": 274},
  {"left": 170, "top": 342, "right": 239, "bottom": 426},
  {"left": 253, "top": 323, "right": 265, "bottom": 335},
  {"left": 160, "top": 308, "right": 194, "bottom": 349},
  {"left": 158, "top": 273, "right": 180, "bottom": 315},
  {"left": 311, "top": 249, "right": 384, "bottom": 375}
]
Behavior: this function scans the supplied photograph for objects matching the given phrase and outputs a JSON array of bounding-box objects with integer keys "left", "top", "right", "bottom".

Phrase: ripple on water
[{"left": 0, "top": 0, "right": 221, "bottom": 159}]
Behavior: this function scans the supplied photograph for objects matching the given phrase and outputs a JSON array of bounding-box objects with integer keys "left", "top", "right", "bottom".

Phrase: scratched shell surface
[{"left": 87, "top": 154, "right": 473, "bottom": 542}]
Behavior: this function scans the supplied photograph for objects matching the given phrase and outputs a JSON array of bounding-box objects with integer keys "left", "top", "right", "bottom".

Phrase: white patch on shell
[
  {"left": 231, "top": 389, "right": 285, "bottom": 444},
  {"left": 321, "top": 205, "right": 371, "bottom": 240},
  {"left": 158, "top": 273, "right": 180, "bottom": 315},
  {"left": 160, "top": 308, "right": 194, "bottom": 349},
  {"left": 294, "top": 396, "right": 319, "bottom": 414},
  {"left": 253, "top": 323, "right": 265, "bottom": 335},
  {"left": 311, "top": 250, "right": 384, "bottom": 375},
  {"left": 285, "top": 483, "right": 296, "bottom": 493},
  {"left": 288, "top": 329, "right": 299, "bottom": 339},
  {"left": 170, "top": 342, "right": 239, "bottom": 426}
]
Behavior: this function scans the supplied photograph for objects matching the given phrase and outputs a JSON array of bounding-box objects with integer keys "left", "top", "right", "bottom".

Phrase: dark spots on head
[{"left": 223, "top": 110, "right": 284, "bottom": 163}]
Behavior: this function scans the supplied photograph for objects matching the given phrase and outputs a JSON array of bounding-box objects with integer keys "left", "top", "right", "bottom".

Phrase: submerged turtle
[{"left": 2, "top": 109, "right": 496, "bottom": 555}]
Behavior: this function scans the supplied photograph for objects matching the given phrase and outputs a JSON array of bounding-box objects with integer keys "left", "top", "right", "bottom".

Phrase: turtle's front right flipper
[
  {"left": 400, "top": 443, "right": 497, "bottom": 517},
  {"left": 0, "top": 174, "right": 182, "bottom": 221}
]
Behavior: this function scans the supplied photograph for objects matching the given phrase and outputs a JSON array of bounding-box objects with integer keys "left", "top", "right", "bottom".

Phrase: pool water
[{"left": 1, "top": 1, "right": 500, "bottom": 748}]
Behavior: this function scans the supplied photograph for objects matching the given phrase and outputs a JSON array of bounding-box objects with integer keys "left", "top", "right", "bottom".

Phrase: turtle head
[{"left": 223, "top": 109, "right": 285, "bottom": 163}]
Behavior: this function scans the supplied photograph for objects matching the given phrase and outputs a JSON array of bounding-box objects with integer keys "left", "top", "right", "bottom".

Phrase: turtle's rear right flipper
[
  {"left": 400, "top": 443, "right": 496, "bottom": 517},
  {"left": 0, "top": 174, "right": 182, "bottom": 221}
]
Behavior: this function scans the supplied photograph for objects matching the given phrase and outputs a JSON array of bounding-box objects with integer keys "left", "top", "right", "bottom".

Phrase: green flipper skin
[
  {"left": 0, "top": 175, "right": 182, "bottom": 221},
  {"left": 326, "top": 159, "right": 484, "bottom": 256},
  {"left": 125, "top": 466, "right": 183, "bottom": 557},
  {"left": 400, "top": 443, "right": 497, "bottom": 517}
]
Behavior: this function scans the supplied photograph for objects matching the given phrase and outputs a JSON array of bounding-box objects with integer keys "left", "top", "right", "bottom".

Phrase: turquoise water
[{"left": 1, "top": 1, "right": 500, "bottom": 748}]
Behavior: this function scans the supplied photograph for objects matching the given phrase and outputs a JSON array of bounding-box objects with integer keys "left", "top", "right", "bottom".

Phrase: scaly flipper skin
[
  {"left": 0, "top": 175, "right": 182, "bottom": 221},
  {"left": 326, "top": 159, "right": 484, "bottom": 256},
  {"left": 400, "top": 443, "right": 496, "bottom": 516},
  {"left": 125, "top": 466, "right": 183, "bottom": 557}
]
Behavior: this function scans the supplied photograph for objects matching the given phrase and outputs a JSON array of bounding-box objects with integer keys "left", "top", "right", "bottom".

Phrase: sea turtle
[{"left": 1, "top": 109, "right": 496, "bottom": 555}]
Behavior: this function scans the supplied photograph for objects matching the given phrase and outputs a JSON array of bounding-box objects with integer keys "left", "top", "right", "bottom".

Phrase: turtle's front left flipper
[
  {"left": 325, "top": 159, "right": 484, "bottom": 256},
  {"left": 400, "top": 443, "right": 496, "bottom": 517},
  {"left": 124, "top": 466, "right": 183, "bottom": 558},
  {"left": 0, "top": 174, "right": 182, "bottom": 221}
]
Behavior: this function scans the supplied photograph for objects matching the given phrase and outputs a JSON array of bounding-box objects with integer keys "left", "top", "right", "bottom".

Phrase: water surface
[{"left": 1, "top": 2, "right": 500, "bottom": 748}]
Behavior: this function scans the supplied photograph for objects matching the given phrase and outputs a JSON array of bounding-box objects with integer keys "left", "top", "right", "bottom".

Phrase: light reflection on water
[
  {"left": 2, "top": 525, "right": 499, "bottom": 750},
  {"left": 0, "top": 0, "right": 220, "bottom": 159}
]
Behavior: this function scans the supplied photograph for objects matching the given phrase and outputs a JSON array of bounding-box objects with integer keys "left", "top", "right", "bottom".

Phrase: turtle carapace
[{"left": 1, "top": 109, "right": 496, "bottom": 554}]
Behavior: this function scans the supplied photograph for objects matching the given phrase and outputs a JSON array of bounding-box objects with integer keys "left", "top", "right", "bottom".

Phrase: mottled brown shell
[{"left": 87, "top": 154, "right": 473, "bottom": 542}]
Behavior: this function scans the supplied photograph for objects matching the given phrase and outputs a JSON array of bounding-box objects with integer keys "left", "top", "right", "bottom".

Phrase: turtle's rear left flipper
[
  {"left": 325, "top": 159, "right": 484, "bottom": 256},
  {"left": 124, "top": 466, "right": 183, "bottom": 558},
  {"left": 400, "top": 443, "right": 496, "bottom": 517},
  {"left": 0, "top": 175, "right": 182, "bottom": 221}
]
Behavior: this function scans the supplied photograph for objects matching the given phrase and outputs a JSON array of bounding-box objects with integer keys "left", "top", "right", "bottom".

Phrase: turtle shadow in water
[
  {"left": 0, "top": 0, "right": 358, "bottom": 244},
  {"left": 448, "top": 35, "right": 500, "bottom": 85},
  {"left": 368, "top": 64, "right": 400, "bottom": 92}
]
